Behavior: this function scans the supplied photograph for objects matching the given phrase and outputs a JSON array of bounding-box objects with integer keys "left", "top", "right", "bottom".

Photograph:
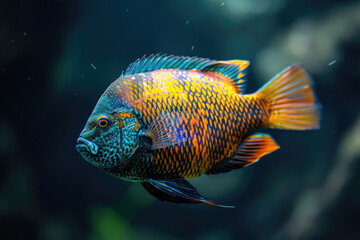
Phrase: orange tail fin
[{"left": 257, "top": 64, "right": 321, "bottom": 130}]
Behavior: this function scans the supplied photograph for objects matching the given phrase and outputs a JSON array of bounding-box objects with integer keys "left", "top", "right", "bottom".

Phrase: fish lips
[{"left": 76, "top": 137, "right": 99, "bottom": 155}]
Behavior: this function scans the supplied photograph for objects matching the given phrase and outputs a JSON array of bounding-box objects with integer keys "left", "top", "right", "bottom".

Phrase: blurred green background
[{"left": 1, "top": 0, "right": 359, "bottom": 239}]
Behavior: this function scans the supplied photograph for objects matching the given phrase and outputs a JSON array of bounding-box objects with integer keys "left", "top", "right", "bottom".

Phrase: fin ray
[
  {"left": 121, "top": 54, "right": 249, "bottom": 93},
  {"left": 142, "top": 179, "right": 234, "bottom": 208},
  {"left": 143, "top": 112, "right": 189, "bottom": 150},
  {"left": 207, "top": 133, "right": 279, "bottom": 174},
  {"left": 257, "top": 64, "right": 321, "bottom": 130}
]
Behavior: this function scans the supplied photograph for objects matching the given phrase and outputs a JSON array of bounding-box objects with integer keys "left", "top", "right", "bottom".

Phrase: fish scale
[
  {"left": 109, "top": 69, "right": 267, "bottom": 179},
  {"left": 77, "top": 54, "right": 320, "bottom": 207}
]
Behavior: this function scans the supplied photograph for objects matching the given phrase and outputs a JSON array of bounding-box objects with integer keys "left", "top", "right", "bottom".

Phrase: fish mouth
[{"left": 76, "top": 137, "right": 99, "bottom": 155}]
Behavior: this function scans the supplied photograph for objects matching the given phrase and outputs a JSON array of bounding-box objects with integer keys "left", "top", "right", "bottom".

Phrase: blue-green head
[{"left": 76, "top": 89, "right": 143, "bottom": 170}]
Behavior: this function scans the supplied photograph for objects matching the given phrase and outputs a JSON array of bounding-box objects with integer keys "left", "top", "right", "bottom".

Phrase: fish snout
[{"left": 76, "top": 137, "right": 99, "bottom": 155}]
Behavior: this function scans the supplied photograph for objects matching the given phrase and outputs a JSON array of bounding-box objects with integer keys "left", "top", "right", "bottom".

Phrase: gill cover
[{"left": 117, "top": 110, "right": 143, "bottom": 162}]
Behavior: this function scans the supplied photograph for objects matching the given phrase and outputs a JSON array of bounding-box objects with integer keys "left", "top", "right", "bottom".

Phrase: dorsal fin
[{"left": 121, "top": 54, "right": 250, "bottom": 93}]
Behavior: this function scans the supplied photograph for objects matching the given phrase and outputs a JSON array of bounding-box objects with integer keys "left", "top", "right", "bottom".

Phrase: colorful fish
[{"left": 76, "top": 54, "right": 321, "bottom": 207}]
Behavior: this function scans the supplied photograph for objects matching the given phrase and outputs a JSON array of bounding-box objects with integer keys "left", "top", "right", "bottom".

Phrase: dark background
[{"left": 1, "top": 0, "right": 360, "bottom": 239}]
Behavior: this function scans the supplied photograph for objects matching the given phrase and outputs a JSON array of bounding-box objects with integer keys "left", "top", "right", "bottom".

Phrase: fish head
[{"left": 76, "top": 93, "right": 143, "bottom": 170}]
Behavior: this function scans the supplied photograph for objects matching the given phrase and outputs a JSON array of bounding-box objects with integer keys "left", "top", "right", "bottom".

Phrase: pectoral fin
[
  {"left": 141, "top": 178, "right": 234, "bottom": 208},
  {"left": 208, "top": 133, "right": 279, "bottom": 174},
  {"left": 143, "top": 112, "right": 189, "bottom": 150}
]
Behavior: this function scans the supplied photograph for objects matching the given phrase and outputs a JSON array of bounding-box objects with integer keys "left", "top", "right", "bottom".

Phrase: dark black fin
[
  {"left": 207, "top": 133, "right": 280, "bottom": 174},
  {"left": 143, "top": 112, "right": 188, "bottom": 150},
  {"left": 141, "top": 178, "right": 234, "bottom": 208},
  {"left": 121, "top": 54, "right": 249, "bottom": 93}
]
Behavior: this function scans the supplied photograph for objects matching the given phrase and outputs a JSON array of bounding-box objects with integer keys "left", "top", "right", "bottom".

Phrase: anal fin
[
  {"left": 141, "top": 178, "right": 234, "bottom": 208},
  {"left": 208, "top": 133, "right": 279, "bottom": 174}
]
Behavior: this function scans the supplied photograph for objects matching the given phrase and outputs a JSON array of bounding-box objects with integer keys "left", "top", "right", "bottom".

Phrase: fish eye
[{"left": 97, "top": 116, "right": 110, "bottom": 129}]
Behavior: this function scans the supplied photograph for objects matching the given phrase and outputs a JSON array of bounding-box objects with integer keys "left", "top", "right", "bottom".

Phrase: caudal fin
[{"left": 257, "top": 64, "right": 321, "bottom": 130}]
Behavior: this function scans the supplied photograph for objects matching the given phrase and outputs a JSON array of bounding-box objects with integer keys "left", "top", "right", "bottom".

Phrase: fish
[{"left": 76, "top": 54, "right": 321, "bottom": 207}]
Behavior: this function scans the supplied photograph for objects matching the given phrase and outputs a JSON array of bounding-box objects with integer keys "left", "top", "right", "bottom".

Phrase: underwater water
[{"left": 1, "top": 0, "right": 360, "bottom": 239}]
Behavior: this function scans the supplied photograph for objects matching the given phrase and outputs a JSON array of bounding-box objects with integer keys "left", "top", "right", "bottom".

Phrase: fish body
[
  {"left": 104, "top": 69, "right": 266, "bottom": 181},
  {"left": 77, "top": 54, "right": 320, "bottom": 207}
]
